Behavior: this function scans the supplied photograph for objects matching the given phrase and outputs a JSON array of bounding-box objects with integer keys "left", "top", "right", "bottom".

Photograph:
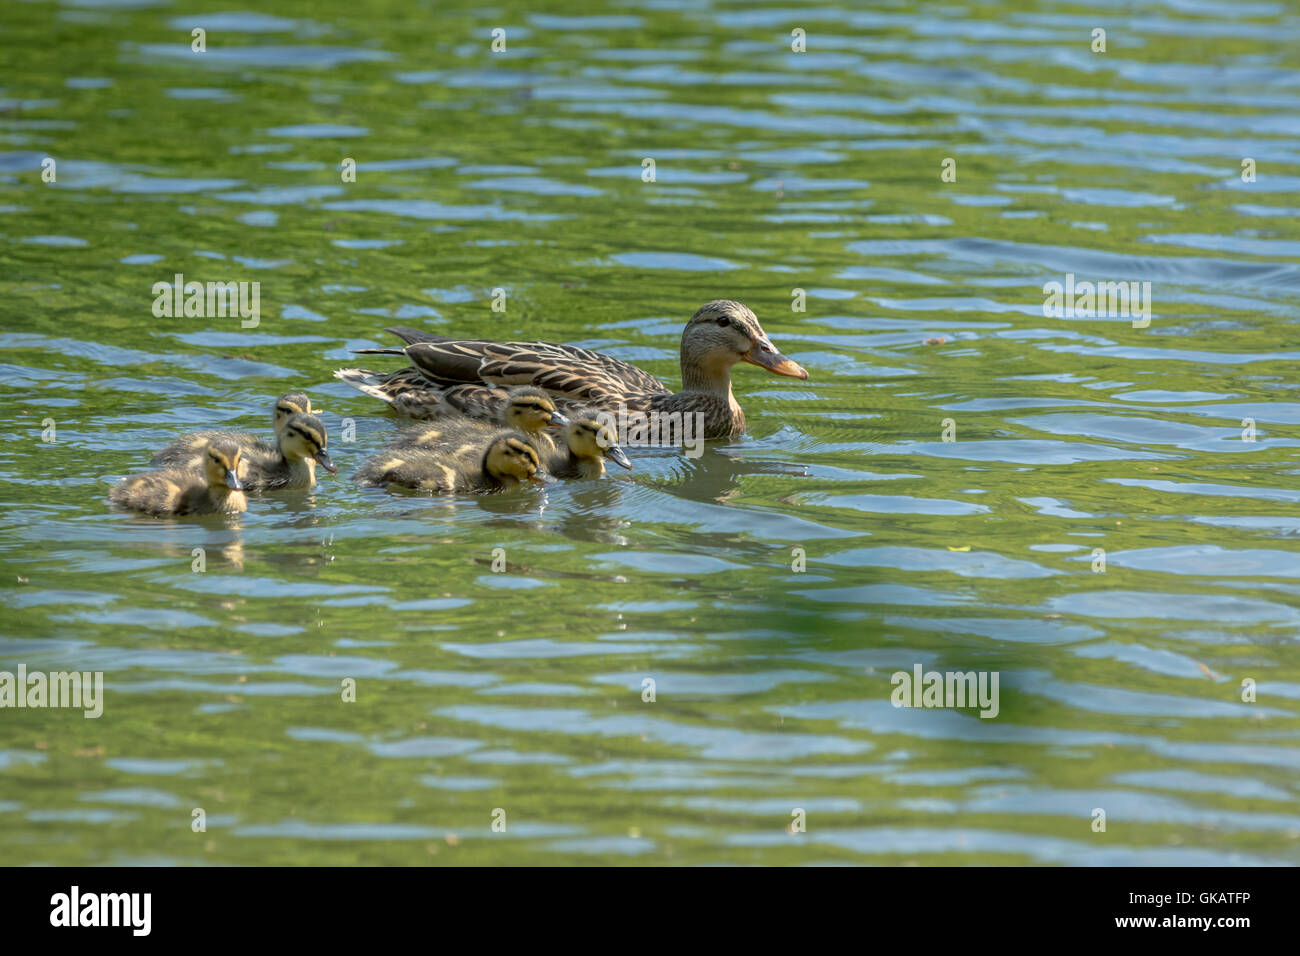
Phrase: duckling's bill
[{"left": 605, "top": 444, "right": 633, "bottom": 470}]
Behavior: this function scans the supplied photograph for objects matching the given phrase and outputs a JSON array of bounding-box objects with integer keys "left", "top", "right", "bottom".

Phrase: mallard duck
[
  {"left": 150, "top": 392, "right": 316, "bottom": 475},
  {"left": 356, "top": 430, "right": 543, "bottom": 493},
  {"left": 390, "top": 386, "right": 569, "bottom": 456},
  {"left": 242, "top": 412, "right": 337, "bottom": 490},
  {"left": 109, "top": 439, "right": 246, "bottom": 516},
  {"left": 334, "top": 300, "right": 807, "bottom": 440},
  {"left": 547, "top": 409, "right": 632, "bottom": 478}
]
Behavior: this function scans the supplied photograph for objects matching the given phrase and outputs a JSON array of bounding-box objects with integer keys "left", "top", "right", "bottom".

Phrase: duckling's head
[
  {"left": 203, "top": 440, "right": 244, "bottom": 491},
  {"left": 564, "top": 412, "right": 632, "bottom": 470},
  {"left": 482, "top": 432, "right": 543, "bottom": 485},
  {"left": 504, "top": 386, "right": 569, "bottom": 431},
  {"left": 271, "top": 390, "right": 314, "bottom": 434},
  {"left": 682, "top": 300, "right": 808, "bottom": 385},
  {"left": 280, "top": 413, "right": 337, "bottom": 473},
  {"left": 273, "top": 392, "right": 314, "bottom": 434}
]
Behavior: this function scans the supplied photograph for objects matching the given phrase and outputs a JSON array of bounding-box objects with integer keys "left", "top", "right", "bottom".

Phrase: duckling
[
  {"left": 394, "top": 386, "right": 568, "bottom": 456},
  {"left": 241, "top": 412, "right": 337, "bottom": 491},
  {"left": 548, "top": 410, "right": 633, "bottom": 479},
  {"left": 109, "top": 440, "right": 247, "bottom": 516},
  {"left": 356, "top": 430, "right": 543, "bottom": 494},
  {"left": 149, "top": 392, "right": 316, "bottom": 476}
]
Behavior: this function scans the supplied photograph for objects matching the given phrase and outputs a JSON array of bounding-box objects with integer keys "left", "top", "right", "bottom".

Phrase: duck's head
[
  {"left": 483, "top": 432, "right": 544, "bottom": 484},
  {"left": 681, "top": 300, "right": 807, "bottom": 386},
  {"left": 273, "top": 392, "right": 315, "bottom": 435},
  {"left": 504, "top": 386, "right": 569, "bottom": 430},
  {"left": 564, "top": 411, "right": 632, "bottom": 471},
  {"left": 280, "top": 413, "right": 337, "bottom": 473},
  {"left": 203, "top": 440, "right": 244, "bottom": 491}
]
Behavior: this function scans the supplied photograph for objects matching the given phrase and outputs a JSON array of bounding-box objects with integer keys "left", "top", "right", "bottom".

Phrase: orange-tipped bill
[{"left": 744, "top": 337, "right": 808, "bottom": 380}]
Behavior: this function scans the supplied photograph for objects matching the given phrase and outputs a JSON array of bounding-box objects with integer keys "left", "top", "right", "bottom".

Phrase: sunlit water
[{"left": 2, "top": 0, "right": 1299, "bottom": 865}]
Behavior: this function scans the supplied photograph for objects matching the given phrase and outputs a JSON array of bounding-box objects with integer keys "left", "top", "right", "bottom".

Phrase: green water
[{"left": 1, "top": 0, "right": 1299, "bottom": 865}]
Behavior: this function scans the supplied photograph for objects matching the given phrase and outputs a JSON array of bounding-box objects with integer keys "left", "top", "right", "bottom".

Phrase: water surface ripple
[{"left": 1, "top": 1, "right": 1298, "bottom": 865}]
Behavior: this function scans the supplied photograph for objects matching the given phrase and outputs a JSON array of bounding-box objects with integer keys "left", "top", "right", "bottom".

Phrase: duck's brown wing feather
[{"left": 391, "top": 334, "right": 670, "bottom": 405}]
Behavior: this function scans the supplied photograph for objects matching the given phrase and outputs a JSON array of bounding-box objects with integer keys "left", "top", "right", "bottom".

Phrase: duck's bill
[
  {"left": 744, "top": 341, "right": 808, "bottom": 380},
  {"left": 605, "top": 445, "right": 633, "bottom": 470},
  {"left": 527, "top": 472, "right": 548, "bottom": 483},
  {"left": 548, "top": 410, "right": 571, "bottom": 426},
  {"left": 315, "top": 451, "right": 339, "bottom": 474},
  {"left": 225, "top": 470, "right": 243, "bottom": 491}
]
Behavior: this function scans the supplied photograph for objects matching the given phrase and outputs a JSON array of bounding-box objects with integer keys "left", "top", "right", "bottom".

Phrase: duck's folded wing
[{"left": 396, "top": 336, "right": 669, "bottom": 405}]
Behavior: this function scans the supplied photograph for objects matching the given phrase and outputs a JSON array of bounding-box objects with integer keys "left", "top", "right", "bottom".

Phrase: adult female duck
[{"left": 334, "top": 300, "right": 807, "bottom": 440}]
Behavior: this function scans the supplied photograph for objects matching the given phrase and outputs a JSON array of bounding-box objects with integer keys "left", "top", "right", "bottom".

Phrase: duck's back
[
  {"left": 151, "top": 431, "right": 276, "bottom": 473},
  {"left": 110, "top": 471, "right": 184, "bottom": 514},
  {"left": 394, "top": 417, "right": 559, "bottom": 458},
  {"left": 356, "top": 447, "right": 481, "bottom": 492},
  {"left": 383, "top": 328, "right": 669, "bottom": 406},
  {"left": 109, "top": 469, "right": 245, "bottom": 516},
  {"left": 393, "top": 418, "right": 496, "bottom": 450}
]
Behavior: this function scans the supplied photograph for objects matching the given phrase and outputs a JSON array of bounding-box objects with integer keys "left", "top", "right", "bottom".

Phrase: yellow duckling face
[
  {"left": 280, "top": 413, "right": 337, "bottom": 473},
  {"left": 484, "top": 435, "right": 543, "bottom": 484},
  {"left": 566, "top": 416, "right": 632, "bottom": 470},
  {"left": 273, "top": 392, "right": 314, "bottom": 435},
  {"left": 684, "top": 300, "right": 808, "bottom": 381},
  {"left": 504, "top": 387, "right": 569, "bottom": 431},
  {"left": 203, "top": 440, "right": 244, "bottom": 490}
]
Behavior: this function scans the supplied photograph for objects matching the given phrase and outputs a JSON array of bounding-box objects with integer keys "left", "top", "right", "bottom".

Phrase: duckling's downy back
[{"left": 111, "top": 440, "right": 247, "bottom": 516}]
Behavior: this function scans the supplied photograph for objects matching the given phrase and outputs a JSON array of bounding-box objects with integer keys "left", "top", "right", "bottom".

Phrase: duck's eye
[{"left": 716, "top": 316, "right": 730, "bottom": 327}]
